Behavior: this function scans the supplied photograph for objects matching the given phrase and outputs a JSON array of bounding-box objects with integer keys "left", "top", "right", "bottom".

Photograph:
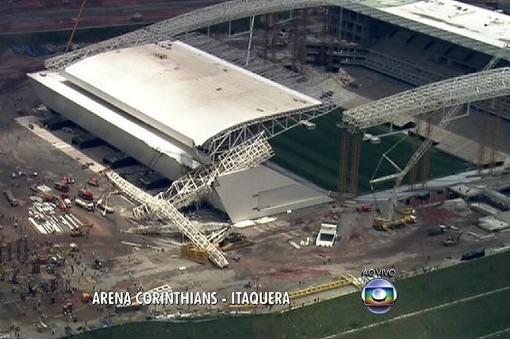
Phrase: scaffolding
[
  {"left": 104, "top": 171, "right": 229, "bottom": 268},
  {"left": 133, "top": 133, "right": 274, "bottom": 221},
  {"left": 421, "top": 118, "right": 432, "bottom": 188},
  {"left": 410, "top": 119, "right": 421, "bottom": 190},
  {"left": 291, "top": 9, "right": 307, "bottom": 72}
]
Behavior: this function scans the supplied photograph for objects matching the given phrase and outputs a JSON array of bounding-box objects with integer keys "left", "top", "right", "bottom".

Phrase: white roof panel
[
  {"left": 379, "top": 0, "right": 510, "bottom": 49},
  {"left": 62, "top": 41, "right": 322, "bottom": 148},
  {"left": 29, "top": 72, "right": 200, "bottom": 169}
]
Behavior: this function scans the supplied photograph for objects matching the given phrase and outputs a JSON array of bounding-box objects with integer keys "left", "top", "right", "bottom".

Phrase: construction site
[{"left": 1, "top": 0, "right": 510, "bottom": 338}]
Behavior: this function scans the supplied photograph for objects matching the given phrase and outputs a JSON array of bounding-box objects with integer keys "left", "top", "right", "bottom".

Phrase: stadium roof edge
[{"left": 44, "top": 0, "right": 510, "bottom": 70}]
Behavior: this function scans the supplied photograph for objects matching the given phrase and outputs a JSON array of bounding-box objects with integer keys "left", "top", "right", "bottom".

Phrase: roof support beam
[
  {"left": 342, "top": 67, "right": 510, "bottom": 131},
  {"left": 45, "top": 0, "right": 510, "bottom": 71}
]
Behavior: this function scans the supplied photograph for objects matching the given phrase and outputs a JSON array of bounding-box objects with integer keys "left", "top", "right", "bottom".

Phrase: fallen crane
[
  {"left": 133, "top": 133, "right": 273, "bottom": 221},
  {"left": 104, "top": 170, "right": 229, "bottom": 268}
]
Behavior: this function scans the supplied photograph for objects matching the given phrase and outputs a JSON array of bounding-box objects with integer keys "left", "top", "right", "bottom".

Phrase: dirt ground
[{"left": 1, "top": 107, "right": 508, "bottom": 338}]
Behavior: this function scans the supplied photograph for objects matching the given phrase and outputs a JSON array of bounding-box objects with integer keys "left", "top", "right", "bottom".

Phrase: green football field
[
  {"left": 340, "top": 289, "right": 510, "bottom": 339},
  {"left": 80, "top": 251, "right": 510, "bottom": 339},
  {"left": 269, "top": 110, "right": 470, "bottom": 193}
]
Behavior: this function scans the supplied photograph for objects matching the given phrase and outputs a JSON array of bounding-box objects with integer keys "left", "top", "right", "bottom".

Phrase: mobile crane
[{"left": 370, "top": 50, "right": 506, "bottom": 229}]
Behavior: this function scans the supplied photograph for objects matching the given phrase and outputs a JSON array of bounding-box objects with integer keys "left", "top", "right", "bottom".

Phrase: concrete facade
[
  {"left": 29, "top": 72, "right": 195, "bottom": 181},
  {"left": 210, "top": 165, "right": 332, "bottom": 222}
]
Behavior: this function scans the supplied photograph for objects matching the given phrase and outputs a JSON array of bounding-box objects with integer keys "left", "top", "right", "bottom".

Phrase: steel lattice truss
[
  {"left": 44, "top": 0, "right": 510, "bottom": 71},
  {"left": 317, "top": 46, "right": 509, "bottom": 118},
  {"left": 130, "top": 221, "right": 229, "bottom": 236},
  {"left": 133, "top": 133, "right": 274, "bottom": 220},
  {"left": 45, "top": 0, "right": 328, "bottom": 70},
  {"left": 105, "top": 170, "right": 229, "bottom": 268},
  {"left": 203, "top": 99, "right": 334, "bottom": 157},
  {"left": 342, "top": 67, "right": 510, "bottom": 130}
]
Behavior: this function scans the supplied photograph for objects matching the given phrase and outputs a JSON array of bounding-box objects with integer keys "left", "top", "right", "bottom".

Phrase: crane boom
[
  {"left": 385, "top": 52, "right": 504, "bottom": 221},
  {"left": 66, "top": 0, "right": 87, "bottom": 53},
  {"left": 387, "top": 107, "right": 461, "bottom": 220}
]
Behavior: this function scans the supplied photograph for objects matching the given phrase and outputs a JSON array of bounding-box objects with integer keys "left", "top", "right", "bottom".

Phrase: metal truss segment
[
  {"left": 45, "top": 0, "right": 510, "bottom": 71},
  {"left": 342, "top": 67, "right": 510, "bottom": 130},
  {"left": 105, "top": 171, "right": 228, "bottom": 268},
  {"left": 133, "top": 133, "right": 274, "bottom": 220},
  {"left": 203, "top": 103, "right": 336, "bottom": 157}
]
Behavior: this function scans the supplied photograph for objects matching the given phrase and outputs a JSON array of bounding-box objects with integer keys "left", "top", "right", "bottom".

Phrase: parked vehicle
[
  {"left": 54, "top": 181, "right": 69, "bottom": 193},
  {"left": 78, "top": 189, "right": 94, "bottom": 201},
  {"left": 3, "top": 190, "right": 18, "bottom": 207},
  {"left": 75, "top": 198, "right": 93, "bottom": 211}
]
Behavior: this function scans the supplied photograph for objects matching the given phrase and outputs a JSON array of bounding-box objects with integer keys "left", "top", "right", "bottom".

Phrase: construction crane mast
[
  {"left": 66, "top": 0, "right": 87, "bottom": 53},
  {"left": 381, "top": 52, "right": 505, "bottom": 222}
]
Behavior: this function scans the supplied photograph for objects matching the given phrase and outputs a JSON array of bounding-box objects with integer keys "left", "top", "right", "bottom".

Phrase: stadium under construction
[
  {"left": 2, "top": 0, "right": 510, "bottom": 336},
  {"left": 30, "top": 1, "right": 510, "bottom": 231}
]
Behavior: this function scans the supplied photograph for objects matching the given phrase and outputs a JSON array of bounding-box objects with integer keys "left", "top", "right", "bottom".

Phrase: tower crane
[{"left": 65, "top": 0, "right": 87, "bottom": 53}]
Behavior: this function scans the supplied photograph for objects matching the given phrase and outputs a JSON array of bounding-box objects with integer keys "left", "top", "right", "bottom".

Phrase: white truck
[{"left": 316, "top": 222, "right": 338, "bottom": 247}]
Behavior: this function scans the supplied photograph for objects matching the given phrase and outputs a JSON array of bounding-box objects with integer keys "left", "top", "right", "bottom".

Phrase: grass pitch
[
  {"left": 341, "top": 288, "right": 510, "bottom": 339},
  {"left": 269, "top": 110, "right": 470, "bottom": 193}
]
